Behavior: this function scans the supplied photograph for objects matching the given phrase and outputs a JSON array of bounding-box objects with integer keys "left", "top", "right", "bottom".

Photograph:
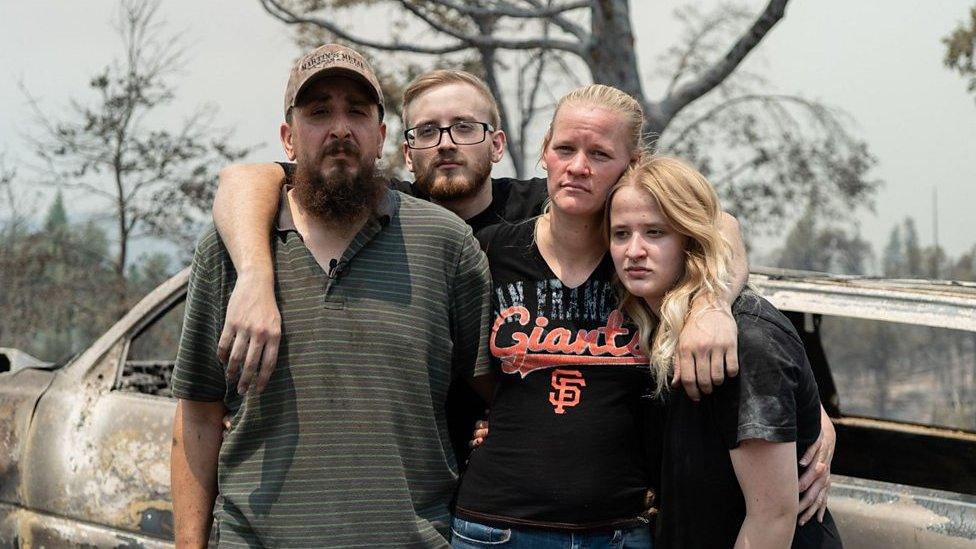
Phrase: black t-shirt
[
  {"left": 657, "top": 292, "right": 842, "bottom": 548},
  {"left": 455, "top": 221, "right": 655, "bottom": 530},
  {"left": 463, "top": 177, "right": 548, "bottom": 234}
]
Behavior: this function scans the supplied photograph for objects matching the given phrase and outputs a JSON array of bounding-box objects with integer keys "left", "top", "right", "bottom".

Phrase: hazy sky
[{"left": 2, "top": 0, "right": 975, "bottom": 263}]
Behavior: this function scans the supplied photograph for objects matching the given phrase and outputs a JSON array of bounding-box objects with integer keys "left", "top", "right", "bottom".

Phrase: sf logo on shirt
[{"left": 549, "top": 369, "right": 587, "bottom": 414}]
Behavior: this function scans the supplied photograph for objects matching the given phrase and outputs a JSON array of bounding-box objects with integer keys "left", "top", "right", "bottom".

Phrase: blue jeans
[{"left": 450, "top": 517, "right": 653, "bottom": 549}]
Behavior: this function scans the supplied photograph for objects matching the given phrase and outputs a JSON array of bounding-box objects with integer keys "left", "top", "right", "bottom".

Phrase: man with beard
[{"left": 170, "top": 45, "right": 492, "bottom": 547}]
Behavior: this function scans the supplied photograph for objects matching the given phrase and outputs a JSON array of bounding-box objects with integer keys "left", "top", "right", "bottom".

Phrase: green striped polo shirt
[{"left": 172, "top": 188, "right": 492, "bottom": 548}]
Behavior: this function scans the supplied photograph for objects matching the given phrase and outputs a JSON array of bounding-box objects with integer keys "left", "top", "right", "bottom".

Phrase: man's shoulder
[
  {"left": 192, "top": 224, "right": 230, "bottom": 264},
  {"left": 490, "top": 176, "right": 548, "bottom": 222},
  {"left": 388, "top": 176, "right": 415, "bottom": 195},
  {"left": 395, "top": 190, "right": 473, "bottom": 235},
  {"left": 491, "top": 176, "right": 547, "bottom": 190},
  {"left": 186, "top": 224, "right": 237, "bottom": 284}
]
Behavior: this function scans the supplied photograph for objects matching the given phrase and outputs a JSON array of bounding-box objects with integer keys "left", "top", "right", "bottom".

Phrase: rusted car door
[{"left": 1, "top": 270, "right": 187, "bottom": 548}]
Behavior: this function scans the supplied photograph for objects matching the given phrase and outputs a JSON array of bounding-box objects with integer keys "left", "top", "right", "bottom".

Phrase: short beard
[
  {"left": 293, "top": 145, "right": 385, "bottom": 226},
  {"left": 413, "top": 152, "right": 492, "bottom": 203}
]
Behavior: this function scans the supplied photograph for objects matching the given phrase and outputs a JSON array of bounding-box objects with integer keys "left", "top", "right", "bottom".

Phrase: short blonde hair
[
  {"left": 541, "top": 84, "right": 645, "bottom": 161},
  {"left": 605, "top": 156, "right": 732, "bottom": 396},
  {"left": 401, "top": 70, "right": 501, "bottom": 129}
]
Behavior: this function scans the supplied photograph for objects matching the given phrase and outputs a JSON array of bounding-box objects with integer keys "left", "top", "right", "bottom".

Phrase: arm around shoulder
[
  {"left": 673, "top": 212, "right": 747, "bottom": 399},
  {"left": 718, "top": 211, "right": 748, "bottom": 300},
  {"left": 211, "top": 162, "right": 287, "bottom": 394},
  {"left": 213, "top": 162, "right": 286, "bottom": 273}
]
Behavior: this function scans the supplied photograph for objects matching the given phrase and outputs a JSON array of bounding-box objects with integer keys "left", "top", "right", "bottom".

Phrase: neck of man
[
  {"left": 538, "top": 207, "right": 606, "bottom": 264},
  {"left": 431, "top": 175, "right": 493, "bottom": 221},
  {"left": 287, "top": 187, "right": 370, "bottom": 259}
]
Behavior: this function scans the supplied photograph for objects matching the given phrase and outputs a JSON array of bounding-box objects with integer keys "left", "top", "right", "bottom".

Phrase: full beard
[
  {"left": 293, "top": 142, "right": 386, "bottom": 225},
  {"left": 413, "top": 152, "right": 492, "bottom": 203}
]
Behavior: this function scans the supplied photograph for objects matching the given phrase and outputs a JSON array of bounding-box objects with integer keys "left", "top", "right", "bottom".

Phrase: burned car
[
  {"left": 1, "top": 267, "right": 975, "bottom": 547},
  {"left": 0, "top": 270, "right": 187, "bottom": 548}
]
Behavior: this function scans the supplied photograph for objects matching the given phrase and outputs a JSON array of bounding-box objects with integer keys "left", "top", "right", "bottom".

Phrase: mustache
[
  {"left": 434, "top": 153, "right": 463, "bottom": 165},
  {"left": 321, "top": 139, "right": 360, "bottom": 158}
]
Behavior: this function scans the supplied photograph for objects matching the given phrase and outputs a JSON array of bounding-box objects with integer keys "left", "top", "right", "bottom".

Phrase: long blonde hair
[{"left": 606, "top": 156, "right": 732, "bottom": 395}]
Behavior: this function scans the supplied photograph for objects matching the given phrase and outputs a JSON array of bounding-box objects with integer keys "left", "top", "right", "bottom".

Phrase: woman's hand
[
  {"left": 469, "top": 420, "right": 490, "bottom": 448},
  {"left": 798, "top": 405, "right": 836, "bottom": 524}
]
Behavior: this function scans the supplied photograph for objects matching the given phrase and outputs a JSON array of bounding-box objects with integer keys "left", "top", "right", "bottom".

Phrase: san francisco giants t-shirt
[{"left": 455, "top": 220, "right": 656, "bottom": 530}]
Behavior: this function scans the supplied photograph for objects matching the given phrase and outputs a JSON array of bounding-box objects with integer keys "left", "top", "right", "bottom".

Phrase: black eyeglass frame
[{"left": 403, "top": 121, "right": 496, "bottom": 150}]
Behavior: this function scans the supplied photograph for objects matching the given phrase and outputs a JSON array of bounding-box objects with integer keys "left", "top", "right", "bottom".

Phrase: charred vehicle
[
  {"left": 1, "top": 267, "right": 975, "bottom": 547},
  {"left": 0, "top": 270, "right": 186, "bottom": 548}
]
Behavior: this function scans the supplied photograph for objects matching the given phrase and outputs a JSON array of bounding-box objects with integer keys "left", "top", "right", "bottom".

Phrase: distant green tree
[
  {"left": 43, "top": 192, "right": 68, "bottom": 232},
  {"left": 903, "top": 218, "right": 923, "bottom": 276},
  {"left": 944, "top": 6, "right": 976, "bottom": 101},
  {"left": 880, "top": 216, "right": 975, "bottom": 281},
  {"left": 0, "top": 193, "right": 118, "bottom": 361},
  {"left": 882, "top": 225, "right": 904, "bottom": 277},
  {"left": 948, "top": 246, "right": 976, "bottom": 281}
]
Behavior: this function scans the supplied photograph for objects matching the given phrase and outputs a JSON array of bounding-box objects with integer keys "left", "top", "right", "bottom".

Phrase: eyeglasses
[{"left": 404, "top": 121, "right": 495, "bottom": 150}]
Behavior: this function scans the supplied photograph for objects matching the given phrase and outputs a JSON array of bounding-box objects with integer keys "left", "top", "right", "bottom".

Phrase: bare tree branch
[
  {"left": 657, "top": 0, "right": 789, "bottom": 122},
  {"left": 420, "top": 0, "right": 589, "bottom": 20},
  {"left": 260, "top": 0, "right": 469, "bottom": 54},
  {"left": 501, "top": 0, "right": 589, "bottom": 40},
  {"left": 663, "top": 6, "right": 751, "bottom": 98},
  {"left": 516, "top": 49, "right": 550, "bottom": 165},
  {"left": 397, "top": 1, "right": 482, "bottom": 44},
  {"left": 666, "top": 93, "right": 790, "bottom": 147},
  {"left": 261, "top": 0, "right": 583, "bottom": 54}
]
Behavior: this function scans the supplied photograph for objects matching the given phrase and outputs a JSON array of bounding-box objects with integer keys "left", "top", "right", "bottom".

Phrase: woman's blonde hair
[
  {"left": 533, "top": 84, "right": 645, "bottom": 242},
  {"left": 605, "top": 156, "right": 732, "bottom": 396},
  {"left": 540, "top": 84, "right": 645, "bottom": 162}
]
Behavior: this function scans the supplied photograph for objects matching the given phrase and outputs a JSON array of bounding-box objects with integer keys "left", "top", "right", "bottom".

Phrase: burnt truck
[{"left": 1, "top": 267, "right": 975, "bottom": 547}]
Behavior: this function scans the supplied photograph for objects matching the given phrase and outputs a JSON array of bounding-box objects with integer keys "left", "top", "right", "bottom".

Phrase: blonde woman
[{"left": 606, "top": 156, "right": 842, "bottom": 548}]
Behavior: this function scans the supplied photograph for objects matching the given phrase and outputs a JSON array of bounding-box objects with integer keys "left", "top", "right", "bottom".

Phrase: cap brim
[{"left": 293, "top": 67, "right": 382, "bottom": 109}]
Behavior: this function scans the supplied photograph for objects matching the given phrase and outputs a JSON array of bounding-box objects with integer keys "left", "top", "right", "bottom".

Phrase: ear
[
  {"left": 631, "top": 148, "right": 644, "bottom": 165},
  {"left": 490, "top": 128, "right": 507, "bottom": 164},
  {"left": 402, "top": 140, "right": 416, "bottom": 173},
  {"left": 376, "top": 122, "right": 388, "bottom": 159},
  {"left": 280, "top": 122, "right": 297, "bottom": 161}
]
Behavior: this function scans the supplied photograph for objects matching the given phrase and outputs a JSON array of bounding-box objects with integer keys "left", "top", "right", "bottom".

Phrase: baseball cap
[{"left": 283, "top": 44, "right": 385, "bottom": 119}]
